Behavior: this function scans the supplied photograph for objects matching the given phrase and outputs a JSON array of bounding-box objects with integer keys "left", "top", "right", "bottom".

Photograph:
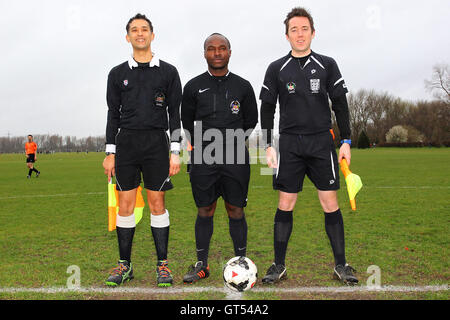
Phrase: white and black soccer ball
[{"left": 223, "top": 256, "right": 257, "bottom": 292}]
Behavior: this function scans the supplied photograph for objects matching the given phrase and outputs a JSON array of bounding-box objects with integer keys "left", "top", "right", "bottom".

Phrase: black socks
[
  {"left": 274, "top": 208, "right": 293, "bottom": 266},
  {"left": 151, "top": 226, "right": 169, "bottom": 261},
  {"left": 28, "top": 168, "right": 39, "bottom": 176},
  {"left": 229, "top": 215, "right": 247, "bottom": 257},
  {"left": 195, "top": 215, "right": 214, "bottom": 266},
  {"left": 324, "top": 209, "right": 346, "bottom": 266},
  {"left": 116, "top": 226, "right": 135, "bottom": 263},
  {"left": 195, "top": 212, "right": 248, "bottom": 265}
]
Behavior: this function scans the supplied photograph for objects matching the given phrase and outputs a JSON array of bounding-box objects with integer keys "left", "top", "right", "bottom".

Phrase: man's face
[
  {"left": 204, "top": 36, "right": 231, "bottom": 70},
  {"left": 28, "top": 136, "right": 32, "bottom": 142},
  {"left": 126, "top": 19, "right": 154, "bottom": 50},
  {"left": 286, "top": 16, "right": 315, "bottom": 55}
]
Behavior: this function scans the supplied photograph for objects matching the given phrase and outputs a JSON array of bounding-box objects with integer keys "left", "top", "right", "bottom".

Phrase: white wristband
[
  {"left": 105, "top": 144, "right": 116, "bottom": 153},
  {"left": 170, "top": 142, "right": 180, "bottom": 152}
]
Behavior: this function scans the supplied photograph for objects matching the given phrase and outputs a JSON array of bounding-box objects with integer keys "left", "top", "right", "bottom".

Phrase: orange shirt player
[{"left": 25, "top": 134, "right": 40, "bottom": 178}]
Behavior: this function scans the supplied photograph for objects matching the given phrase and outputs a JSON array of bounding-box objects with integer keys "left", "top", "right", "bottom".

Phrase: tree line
[
  {"left": 331, "top": 63, "right": 449, "bottom": 147},
  {"left": 1, "top": 95, "right": 448, "bottom": 154},
  {"left": 332, "top": 89, "right": 449, "bottom": 147},
  {"left": 0, "top": 135, "right": 105, "bottom": 154}
]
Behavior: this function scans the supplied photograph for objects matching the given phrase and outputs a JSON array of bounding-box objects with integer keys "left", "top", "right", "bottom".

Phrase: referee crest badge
[
  {"left": 310, "top": 79, "right": 320, "bottom": 93},
  {"left": 123, "top": 79, "right": 128, "bottom": 86},
  {"left": 230, "top": 100, "right": 240, "bottom": 114},
  {"left": 286, "top": 82, "right": 296, "bottom": 94},
  {"left": 154, "top": 92, "right": 166, "bottom": 107}
]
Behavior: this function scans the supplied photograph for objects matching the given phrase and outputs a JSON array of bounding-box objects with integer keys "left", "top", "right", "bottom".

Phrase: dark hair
[
  {"left": 203, "top": 33, "right": 231, "bottom": 50},
  {"left": 28, "top": 134, "right": 33, "bottom": 138},
  {"left": 284, "top": 7, "right": 315, "bottom": 34},
  {"left": 126, "top": 13, "right": 153, "bottom": 33}
]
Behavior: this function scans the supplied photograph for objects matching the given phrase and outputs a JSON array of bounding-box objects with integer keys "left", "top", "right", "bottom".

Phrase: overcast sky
[{"left": 0, "top": 0, "right": 449, "bottom": 138}]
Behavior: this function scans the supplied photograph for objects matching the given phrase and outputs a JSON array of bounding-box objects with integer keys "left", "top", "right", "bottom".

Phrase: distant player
[
  {"left": 181, "top": 33, "right": 258, "bottom": 283},
  {"left": 25, "top": 135, "right": 40, "bottom": 178},
  {"left": 259, "top": 7, "right": 358, "bottom": 285},
  {"left": 102, "top": 13, "right": 182, "bottom": 287}
]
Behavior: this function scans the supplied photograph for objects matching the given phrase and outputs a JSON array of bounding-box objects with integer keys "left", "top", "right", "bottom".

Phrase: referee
[
  {"left": 102, "top": 13, "right": 182, "bottom": 287},
  {"left": 181, "top": 33, "right": 258, "bottom": 284},
  {"left": 260, "top": 7, "right": 358, "bottom": 285}
]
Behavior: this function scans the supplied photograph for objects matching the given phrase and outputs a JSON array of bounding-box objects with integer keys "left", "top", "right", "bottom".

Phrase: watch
[
  {"left": 171, "top": 150, "right": 180, "bottom": 155},
  {"left": 264, "top": 144, "right": 272, "bottom": 151},
  {"left": 340, "top": 139, "right": 352, "bottom": 146},
  {"left": 105, "top": 152, "right": 115, "bottom": 156}
]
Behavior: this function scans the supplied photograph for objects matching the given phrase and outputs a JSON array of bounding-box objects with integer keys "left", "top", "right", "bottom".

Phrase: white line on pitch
[
  {"left": 0, "top": 192, "right": 106, "bottom": 200},
  {"left": 0, "top": 285, "right": 447, "bottom": 295},
  {"left": 0, "top": 185, "right": 448, "bottom": 201}
]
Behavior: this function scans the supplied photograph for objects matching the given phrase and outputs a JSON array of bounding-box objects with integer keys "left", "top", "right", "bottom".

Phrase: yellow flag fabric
[
  {"left": 339, "top": 159, "right": 363, "bottom": 211},
  {"left": 108, "top": 181, "right": 144, "bottom": 231}
]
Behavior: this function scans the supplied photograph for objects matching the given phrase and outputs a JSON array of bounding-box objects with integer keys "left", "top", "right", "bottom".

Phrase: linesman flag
[
  {"left": 339, "top": 159, "right": 363, "bottom": 211},
  {"left": 108, "top": 179, "right": 144, "bottom": 231}
]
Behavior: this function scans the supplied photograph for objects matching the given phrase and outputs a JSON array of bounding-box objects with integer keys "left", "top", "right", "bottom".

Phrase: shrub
[
  {"left": 357, "top": 131, "right": 371, "bottom": 149},
  {"left": 386, "top": 125, "right": 408, "bottom": 143}
]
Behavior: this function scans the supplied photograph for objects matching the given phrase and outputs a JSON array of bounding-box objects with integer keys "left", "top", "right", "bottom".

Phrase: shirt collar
[
  {"left": 128, "top": 53, "right": 160, "bottom": 69},
  {"left": 207, "top": 70, "right": 230, "bottom": 78}
]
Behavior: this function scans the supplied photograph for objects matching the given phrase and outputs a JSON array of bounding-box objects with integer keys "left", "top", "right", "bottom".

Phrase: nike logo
[{"left": 198, "top": 88, "right": 210, "bottom": 93}]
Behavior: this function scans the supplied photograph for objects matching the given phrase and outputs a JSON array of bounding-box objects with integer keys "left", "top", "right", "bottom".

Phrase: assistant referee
[
  {"left": 260, "top": 7, "right": 358, "bottom": 285},
  {"left": 102, "top": 13, "right": 182, "bottom": 287}
]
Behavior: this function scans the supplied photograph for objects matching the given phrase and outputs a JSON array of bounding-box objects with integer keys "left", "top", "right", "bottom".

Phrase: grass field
[{"left": 0, "top": 148, "right": 449, "bottom": 300}]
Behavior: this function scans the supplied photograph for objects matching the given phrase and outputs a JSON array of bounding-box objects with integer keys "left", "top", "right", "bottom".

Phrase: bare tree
[
  {"left": 366, "top": 90, "right": 393, "bottom": 143},
  {"left": 347, "top": 89, "right": 371, "bottom": 143},
  {"left": 425, "top": 63, "right": 450, "bottom": 102}
]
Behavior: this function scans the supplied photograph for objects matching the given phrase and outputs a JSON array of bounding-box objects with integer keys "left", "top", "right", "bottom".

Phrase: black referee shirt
[
  {"left": 105, "top": 56, "right": 182, "bottom": 146},
  {"left": 259, "top": 50, "right": 350, "bottom": 138},
  {"left": 181, "top": 71, "right": 258, "bottom": 146}
]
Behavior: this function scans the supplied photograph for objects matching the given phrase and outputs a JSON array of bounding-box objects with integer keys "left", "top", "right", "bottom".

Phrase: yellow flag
[
  {"left": 108, "top": 180, "right": 144, "bottom": 231},
  {"left": 339, "top": 159, "right": 363, "bottom": 211}
]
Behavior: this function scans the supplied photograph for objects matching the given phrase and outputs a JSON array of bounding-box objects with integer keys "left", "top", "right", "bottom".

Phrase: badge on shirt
[
  {"left": 310, "top": 79, "right": 320, "bottom": 93},
  {"left": 286, "top": 82, "right": 296, "bottom": 94},
  {"left": 230, "top": 100, "right": 240, "bottom": 114},
  {"left": 123, "top": 79, "right": 128, "bottom": 86},
  {"left": 154, "top": 92, "right": 166, "bottom": 107}
]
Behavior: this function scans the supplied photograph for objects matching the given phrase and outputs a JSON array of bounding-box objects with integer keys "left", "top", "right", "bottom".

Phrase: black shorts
[
  {"left": 115, "top": 128, "right": 173, "bottom": 192},
  {"left": 273, "top": 131, "right": 340, "bottom": 193},
  {"left": 189, "top": 145, "right": 250, "bottom": 208},
  {"left": 26, "top": 154, "right": 35, "bottom": 163}
]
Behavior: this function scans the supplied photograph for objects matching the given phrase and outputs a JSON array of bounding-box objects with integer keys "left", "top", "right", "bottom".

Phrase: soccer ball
[{"left": 223, "top": 256, "right": 257, "bottom": 292}]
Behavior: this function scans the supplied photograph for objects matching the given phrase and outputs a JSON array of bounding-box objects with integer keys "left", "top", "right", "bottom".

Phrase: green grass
[{"left": 0, "top": 148, "right": 449, "bottom": 300}]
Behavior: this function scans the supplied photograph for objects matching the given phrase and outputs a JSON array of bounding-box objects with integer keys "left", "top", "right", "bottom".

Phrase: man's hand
[
  {"left": 169, "top": 153, "right": 181, "bottom": 176},
  {"left": 103, "top": 154, "right": 115, "bottom": 181},
  {"left": 338, "top": 143, "right": 351, "bottom": 165},
  {"left": 266, "top": 146, "right": 278, "bottom": 168}
]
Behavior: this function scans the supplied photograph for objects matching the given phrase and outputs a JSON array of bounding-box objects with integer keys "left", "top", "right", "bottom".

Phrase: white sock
[
  {"left": 116, "top": 213, "right": 136, "bottom": 228},
  {"left": 151, "top": 209, "right": 170, "bottom": 228}
]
